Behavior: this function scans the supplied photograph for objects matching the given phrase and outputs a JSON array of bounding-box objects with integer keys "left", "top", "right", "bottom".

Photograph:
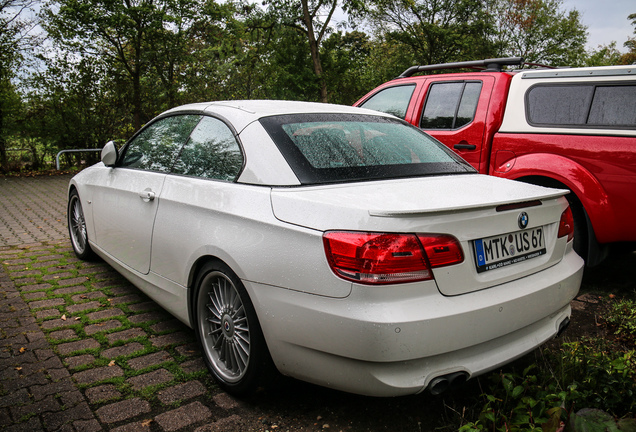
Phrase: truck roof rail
[{"left": 397, "top": 57, "right": 525, "bottom": 78}]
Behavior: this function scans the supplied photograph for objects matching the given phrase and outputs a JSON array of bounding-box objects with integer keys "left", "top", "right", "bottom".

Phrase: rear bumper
[{"left": 246, "top": 248, "right": 584, "bottom": 396}]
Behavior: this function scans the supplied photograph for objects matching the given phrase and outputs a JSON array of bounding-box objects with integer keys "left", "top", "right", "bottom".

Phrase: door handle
[
  {"left": 454, "top": 144, "right": 477, "bottom": 150},
  {"left": 139, "top": 189, "right": 156, "bottom": 202}
]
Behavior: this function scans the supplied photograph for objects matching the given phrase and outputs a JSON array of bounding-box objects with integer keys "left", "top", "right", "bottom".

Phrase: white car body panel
[{"left": 68, "top": 100, "right": 584, "bottom": 397}]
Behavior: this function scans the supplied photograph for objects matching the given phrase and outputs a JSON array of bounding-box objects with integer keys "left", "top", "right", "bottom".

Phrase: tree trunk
[{"left": 300, "top": 0, "right": 328, "bottom": 103}]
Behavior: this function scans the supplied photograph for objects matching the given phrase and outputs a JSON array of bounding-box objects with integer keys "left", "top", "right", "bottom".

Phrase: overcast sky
[{"left": 561, "top": 0, "right": 634, "bottom": 50}]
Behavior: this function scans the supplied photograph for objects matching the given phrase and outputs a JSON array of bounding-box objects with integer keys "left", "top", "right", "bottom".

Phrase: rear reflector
[
  {"left": 323, "top": 232, "right": 463, "bottom": 285},
  {"left": 558, "top": 206, "right": 574, "bottom": 242}
]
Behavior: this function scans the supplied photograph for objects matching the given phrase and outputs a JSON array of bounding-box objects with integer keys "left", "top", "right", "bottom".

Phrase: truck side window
[
  {"left": 359, "top": 85, "right": 416, "bottom": 119},
  {"left": 527, "top": 84, "right": 636, "bottom": 128},
  {"left": 420, "top": 82, "right": 482, "bottom": 129}
]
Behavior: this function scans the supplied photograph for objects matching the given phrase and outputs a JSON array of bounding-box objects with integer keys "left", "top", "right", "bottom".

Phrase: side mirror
[{"left": 101, "top": 141, "right": 118, "bottom": 167}]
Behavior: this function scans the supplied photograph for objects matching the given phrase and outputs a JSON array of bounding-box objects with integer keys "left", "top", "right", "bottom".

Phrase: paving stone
[
  {"left": 34, "top": 349, "right": 55, "bottom": 361},
  {"left": 105, "top": 328, "right": 146, "bottom": 344},
  {"left": 128, "top": 351, "right": 173, "bottom": 371},
  {"left": 86, "top": 308, "right": 124, "bottom": 321},
  {"left": 194, "top": 414, "right": 245, "bottom": 432},
  {"left": 127, "top": 368, "right": 173, "bottom": 390},
  {"left": 28, "top": 298, "right": 65, "bottom": 309},
  {"left": 85, "top": 319, "right": 122, "bottom": 335},
  {"left": 36, "top": 254, "right": 64, "bottom": 262},
  {"left": 10, "top": 395, "right": 61, "bottom": 421},
  {"left": 72, "top": 365, "right": 124, "bottom": 385},
  {"left": 36, "top": 309, "right": 60, "bottom": 319},
  {"left": 128, "top": 311, "right": 170, "bottom": 324},
  {"left": 3, "top": 416, "right": 45, "bottom": 432},
  {"left": 59, "top": 390, "right": 85, "bottom": 407},
  {"left": 31, "top": 379, "right": 75, "bottom": 400},
  {"left": 150, "top": 332, "right": 190, "bottom": 348},
  {"left": 57, "top": 276, "right": 89, "bottom": 287},
  {"left": 2, "top": 371, "right": 49, "bottom": 392},
  {"left": 108, "top": 294, "right": 142, "bottom": 305},
  {"left": 26, "top": 330, "right": 46, "bottom": 342},
  {"left": 127, "top": 302, "right": 157, "bottom": 312},
  {"left": 49, "top": 329, "right": 77, "bottom": 340},
  {"left": 110, "top": 421, "right": 152, "bottom": 432},
  {"left": 72, "top": 419, "right": 102, "bottom": 432},
  {"left": 154, "top": 401, "right": 212, "bottom": 432},
  {"left": 65, "top": 354, "right": 95, "bottom": 369},
  {"left": 102, "top": 342, "right": 144, "bottom": 359},
  {"left": 158, "top": 380, "right": 207, "bottom": 405},
  {"left": 42, "top": 401, "right": 93, "bottom": 431},
  {"left": 0, "top": 389, "right": 30, "bottom": 408},
  {"left": 175, "top": 343, "right": 200, "bottom": 358},
  {"left": 53, "top": 286, "right": 86, "bottom": 296},
  {"left": 41, "top": 318, "right": 75, "bottom": 330},
  {"left": 85, "top": 384, "right": 122, "bottom": 404},
  {"left": 18, "top": 283, "right": 51, "bottom": 292},
  {"left": 95, "top": 398, "right": 151, "bottom": 424},
  {"left": 42, "top": 272, "right": 74, "bottom": 281},
  {"left": 23, "top": 291, "right": 47, "bottom": 300},
  {"left": 57, "top": 338, "right": 100, "bottom": 355},
  {"left": 212, "top": 392, "right": 242, "bottom": 410},
  {"left": 49, "top": 367, "right": 71, "bottom": 381},
  {"left": 150, "top": 319, "right": 185, "bottom": 334},
  {"left": 66, "top": 301, "right": 102, "bottom": 314},
  {"left": 109, "top": 286, "right": 138, "bottom": 296},
  {"left": 180, "top": 357, "right": 206, "bottom": 374},
  {"left": 72, "top": 292, "right": 105, "bottom": 302}
]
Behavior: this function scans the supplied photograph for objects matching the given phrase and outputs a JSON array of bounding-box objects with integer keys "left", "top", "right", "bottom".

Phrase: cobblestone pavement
[{"left": 0, "top": 174, "right": 271, "bottom": 432}]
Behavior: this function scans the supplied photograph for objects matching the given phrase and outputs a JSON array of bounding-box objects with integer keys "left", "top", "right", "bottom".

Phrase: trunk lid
[{"left": 271, "top": 174, "right": 570, "bottom": 295}]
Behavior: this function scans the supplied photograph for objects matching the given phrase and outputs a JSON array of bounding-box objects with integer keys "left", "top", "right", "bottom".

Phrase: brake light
[
  {"left": 323, "top": 232, "right": 463, "bottom": 285},
  {"left": 558, "top": 206, "right": 574, "bottom": 242}
]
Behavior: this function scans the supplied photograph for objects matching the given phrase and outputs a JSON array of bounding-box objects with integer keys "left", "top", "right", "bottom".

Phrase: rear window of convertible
[{"left": 259, "top": 114, "right": 474, "bottom": 185}]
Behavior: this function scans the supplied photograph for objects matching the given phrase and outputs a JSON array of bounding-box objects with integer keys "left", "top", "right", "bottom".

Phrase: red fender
[{"left": 490, "top": 152, "right": 617, "bottom": 243}]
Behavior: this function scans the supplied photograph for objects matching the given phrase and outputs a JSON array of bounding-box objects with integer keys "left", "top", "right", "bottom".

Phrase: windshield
[{"left": 259, "top": 113, "right": 474, "bottom": 185}]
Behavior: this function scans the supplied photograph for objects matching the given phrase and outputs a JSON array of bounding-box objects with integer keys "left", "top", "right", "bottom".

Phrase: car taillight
[
  {"left": 558, "top": 206, "right": 574, "bottom": 242},
  {"left": 323, "top": 231, "right": 463, "bottom": 285}
]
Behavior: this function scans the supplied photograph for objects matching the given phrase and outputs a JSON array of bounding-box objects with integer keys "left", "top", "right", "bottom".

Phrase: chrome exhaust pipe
[
  {"left": 556, "top": 317, "right": 570, "bottom": 338},
  {"left": 428, "top": 371, "right": 469, "bottom": 395},
  {"left": 428, "top": 377, "right": 449, "bottom": 395}
]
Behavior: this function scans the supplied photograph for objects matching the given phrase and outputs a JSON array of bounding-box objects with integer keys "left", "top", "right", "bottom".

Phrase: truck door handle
[{"left": 454, "top": 144, "right": 477, "bottom": 150}]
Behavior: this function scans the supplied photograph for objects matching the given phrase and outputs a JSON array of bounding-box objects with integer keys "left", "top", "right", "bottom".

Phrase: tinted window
[
  {"left": 588, "top": 86, "right": 636, "bottom": 126},
  {"left": 120, "top": 115, "right": 202, "bottom": 172},
  {"left": 420, "top": 82, "right": 482, "bottom": 129},
  {"left": 527, "top": 85, "right": 594, "bottom": 125},
  {"left": 172, "top": 116, "right": 243, "bottom": 181},
  {"left": 359, "top": 85, "right": 416, "bottom": 119},
  {"left": 260, "top": 114, "right": 474, "bottom": 185},
  {"left": 527, "top": 84, "right": 636, "bottom": 128}
]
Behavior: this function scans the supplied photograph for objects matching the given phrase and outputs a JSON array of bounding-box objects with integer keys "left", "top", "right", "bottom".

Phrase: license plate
[{"left": 473, "top": 227, "right": 546, "bottom": 273}]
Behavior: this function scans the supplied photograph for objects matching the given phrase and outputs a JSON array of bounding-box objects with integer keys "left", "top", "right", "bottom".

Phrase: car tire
[
  {"left": 68, "top": 189, "right": 96, "bottom": 260},
  {"left": 194, "top": 261, "right": 274, "bottom": 396}
]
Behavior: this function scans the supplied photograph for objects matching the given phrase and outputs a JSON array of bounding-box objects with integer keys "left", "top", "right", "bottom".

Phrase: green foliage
[
  {"left": 604, "top": 299, "right": 636, "bottom": 347},
  {"left": 458, "top": 365, "right": 569, "bottom": 431}
]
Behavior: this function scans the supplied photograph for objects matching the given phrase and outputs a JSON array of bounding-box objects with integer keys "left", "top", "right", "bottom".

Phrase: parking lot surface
[{"left": 0, "top": 174, "right": 263, "bottom": 431}]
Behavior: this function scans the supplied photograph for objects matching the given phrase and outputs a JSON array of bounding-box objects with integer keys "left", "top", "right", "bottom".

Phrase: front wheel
[
  {"left": 68, "top": 190, "right": 96, "bottom": 260},
  {"left": 194, "top": 261, "right": 274, "bottom": 396}
]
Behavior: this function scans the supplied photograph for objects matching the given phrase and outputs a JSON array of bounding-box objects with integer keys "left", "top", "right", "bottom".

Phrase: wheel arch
[
  {"left": 497, "top": 153, "right": 616, "bottom": 244},
  {"left": 187, "top": 255, "right": 227, "bottom": 328}
]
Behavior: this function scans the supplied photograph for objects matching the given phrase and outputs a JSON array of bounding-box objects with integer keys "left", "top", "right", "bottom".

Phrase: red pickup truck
[{"left": 355, "top": 58, "right": 636, "bottom": 265}]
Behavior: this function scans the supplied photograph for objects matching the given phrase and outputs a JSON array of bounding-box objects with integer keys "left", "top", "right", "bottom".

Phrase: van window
[{"left": 527, "top": 84, "right": 636, "bottom": 128}]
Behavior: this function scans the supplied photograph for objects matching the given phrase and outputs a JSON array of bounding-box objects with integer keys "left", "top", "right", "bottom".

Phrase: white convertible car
[{"left": 68, "top": 100, "right": 583, "bottom": 397}]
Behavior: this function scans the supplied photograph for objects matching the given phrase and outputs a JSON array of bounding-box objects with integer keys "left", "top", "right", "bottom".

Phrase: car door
[
  {"left": 418, "top": 76, "right": 494, "bottom": 172},
  {"left": 91, "top": 114, "right": 202, "bottom": 274}
]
